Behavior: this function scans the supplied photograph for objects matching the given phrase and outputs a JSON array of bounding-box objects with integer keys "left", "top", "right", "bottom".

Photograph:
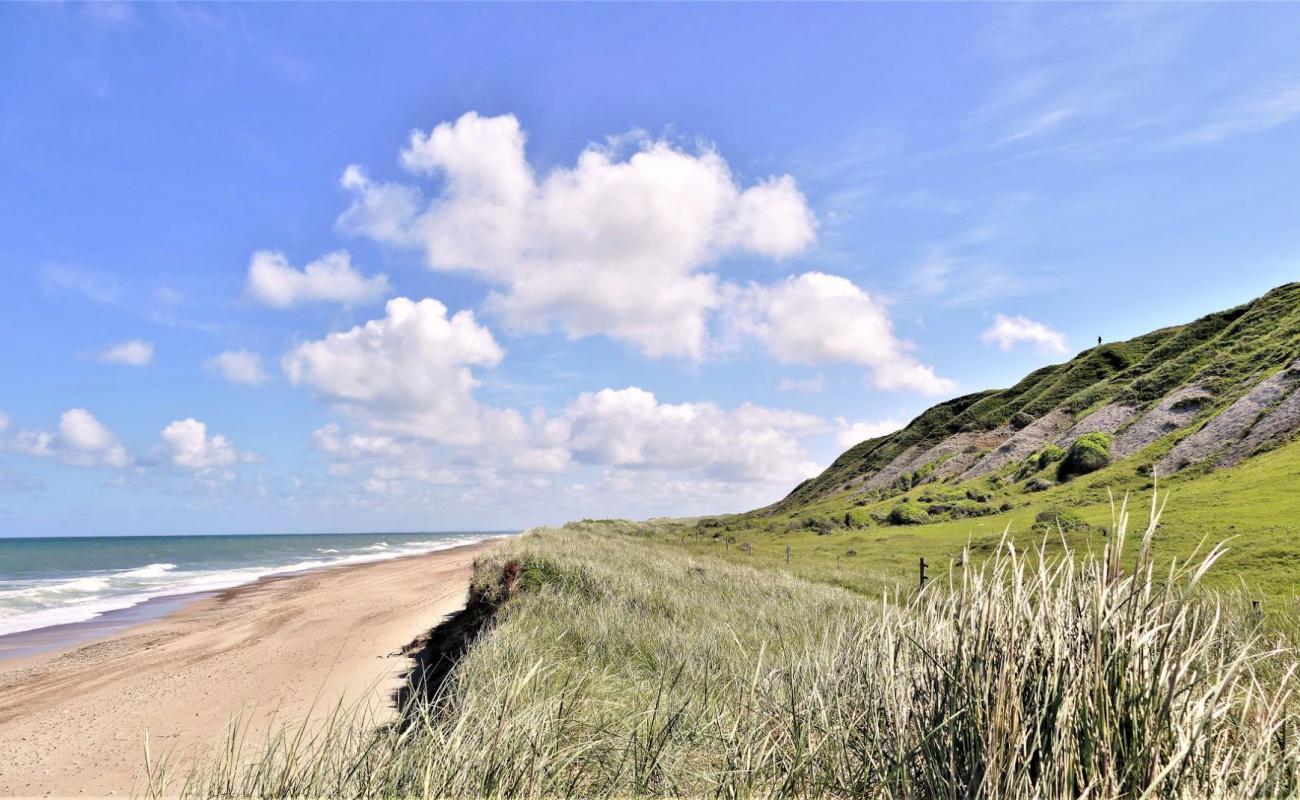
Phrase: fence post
[
  {"left": 786, "top": 544, "right": 791, "bottom": 564},
  {"left": 919, "top": 557, "right": 929, "bottom": 590}
]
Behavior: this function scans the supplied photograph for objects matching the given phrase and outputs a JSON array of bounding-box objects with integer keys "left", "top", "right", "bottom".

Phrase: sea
[{"left": 0, "top": 531, "right": 505, "bottom": 651}]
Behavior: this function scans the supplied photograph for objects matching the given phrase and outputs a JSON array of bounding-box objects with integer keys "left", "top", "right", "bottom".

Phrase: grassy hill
[{"left": 684, "top": 282, "right": 1300, "bottom": 597}]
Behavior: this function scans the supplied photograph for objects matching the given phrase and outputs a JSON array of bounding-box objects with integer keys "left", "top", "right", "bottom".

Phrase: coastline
[{"left": 0, "top": 538, "right": 499, "bottom": 797}]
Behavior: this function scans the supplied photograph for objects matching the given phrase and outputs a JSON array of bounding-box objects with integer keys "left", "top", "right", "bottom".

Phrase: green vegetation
[
  {"left": 170, "top": 494, "right": 1300, "bottom": 797},
  {"left": 772, "top": 282, "right": 1300, "bottom": 514},
  {"left": 1037, "top": 442, "right": 1066, "bottom": 469},
  {"left": 888, "top": 501, "right": 929, "bottom": 525},
  {"left": 1061, "top": 431, "right": 1112, "bottom": 478},
  {"left": 668, "top": 436, "right": 1300, "bottom": 600}
]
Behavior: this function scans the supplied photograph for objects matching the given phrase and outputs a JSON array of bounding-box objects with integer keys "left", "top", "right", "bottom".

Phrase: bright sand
[{"left": 0, "top": 539, "right": 497, "bottom": 797}]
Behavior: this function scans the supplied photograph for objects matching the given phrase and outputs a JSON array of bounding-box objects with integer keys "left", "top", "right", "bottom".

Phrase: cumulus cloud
[
  {"left": 283, "top": 297, "right": 522, "bottom": 445},
  {"left": 207, "top": 350, "right": 270, "bottom": 385},
  {"left": 1, "top": 408, "right": 129, "bottom": 467},
  {"left": 338, "top": 111, "right": 816, "bottom": 359},
  {"left": 561, "top": 387, "right": 824, "bottom": 483},
  {"left": 835, "top": 416, "right": 905, "bottom": 449},
  {"left": 980, "top": 313, "right": 1069, "bottom": 354},
  {"left": 98, "top": 339, "right": 153, "bottom": 367},
  {"left": 311, "top": 423, "right": 405, "bottom": 461},
  {"left": 245, "top": 250, "right": 390, "bottom": 308},
  {"left": 161, "top": 418, "right": 255, "bottom": 470},
  {"left": 730, "top": 272, "right": 955, "bottom": 395}
]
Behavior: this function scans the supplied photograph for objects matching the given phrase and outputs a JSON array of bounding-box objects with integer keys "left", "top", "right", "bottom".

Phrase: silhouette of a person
[{"left": 1097, "top": 335, "right": 1102, "bottom": 347}]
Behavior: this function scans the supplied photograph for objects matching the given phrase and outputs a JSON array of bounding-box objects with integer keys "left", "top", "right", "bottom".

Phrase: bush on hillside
[
  {"left": 843, "top": 510, "right": 870, "bottom": 529},
  {"left": 1060, "top": 432, "right": 1113, "bottom": 479},
  {"left": 1010, "top": 410, "right": 1036, "bottom": 430},
  {"left": 951, "top": 500, "right": 994, "bottom": 519},
  {"left": 1033, "top": 508, "right": 1089, "bottom": 532},
  {"left": 1037, "top": 444, "right": 1066, "bottom": 470},
  {"left": 889, "top": 502, "right": 930, "bottom": 525},
  {"left": 1025, "top": 477, "right": 1055, "bottom": 493}
]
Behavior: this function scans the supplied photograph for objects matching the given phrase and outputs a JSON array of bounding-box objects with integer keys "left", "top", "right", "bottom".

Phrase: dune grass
[{"left": 158, "top": 489, "right": 1300, "bottom": 798}]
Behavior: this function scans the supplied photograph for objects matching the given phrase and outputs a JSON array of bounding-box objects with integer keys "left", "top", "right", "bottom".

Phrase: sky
[{"left": 2, "top": 3, "right": 1299, "bottom": 537}]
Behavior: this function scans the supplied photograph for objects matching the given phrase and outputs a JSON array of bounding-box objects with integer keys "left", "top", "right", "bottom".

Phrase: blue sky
[{"left": 2, "top": 3, "right": 1299, "bottom": 536}]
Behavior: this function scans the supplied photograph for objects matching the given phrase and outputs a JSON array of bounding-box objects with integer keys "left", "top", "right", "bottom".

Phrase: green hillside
[{"left": 685, "top": 282, "right": 1300, "bottom": 597}]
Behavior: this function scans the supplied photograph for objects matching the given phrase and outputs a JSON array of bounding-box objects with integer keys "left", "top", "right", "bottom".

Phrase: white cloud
[
  {"left": 338, "top": 111, "right": 815, "bottom": 359},
  {"left": 40, "top": 265, "right": 123, "bottom": 305},
  {"left": 1001, "top": 106, "right": 1076, "bottom": 144},
  {"left": 729, "top": 272, "right": 955, "bottom": 395},
  {"left": 2, "top": 409, "right": 129, "bottom": 468},
  {"left": 980, "top": 313, "right": 1069, "bottom": 354},
  {"left": 207, "top": 350, "right": 269, "bottom": 385},
  {"left": 778, "top": 373, "right": 825, "bottom": 394},
  {"left": 245, "top": 250, "right": 390, "bottom": 308},
  {"left": 283, "top": 297, "right": 521, "bottom": 446},
  {"left": 98, "top": 340, "right": 153, "bottom": 367},
  {"left": 1180, "top": 81, "right": 1300, "bottom": 145},
  {"left": 161, "top": 418, "right": 254, "bottom": 470},
  {"left": 562, "top": 387, "right": 824, "bottom": 483},
  {"left": 835, "top": 416, "right": 904, "bottom": 449},
  {"left": 311, "top": 423, "right": 404, "bottom": 460}
]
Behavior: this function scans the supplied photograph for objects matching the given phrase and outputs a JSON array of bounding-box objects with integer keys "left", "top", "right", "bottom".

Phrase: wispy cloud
[
  {"left": 777, "top": 374, "right": 825, "bottom": 394},
  {"left": 40, "top": 265, "right": 123, "bottom": 306},
  {"left": 1000, "top": 107, "right": 1076, "bottom": 145},
  {"left": 1179, "top": 80, "right": 1300, "bottom": 145}
]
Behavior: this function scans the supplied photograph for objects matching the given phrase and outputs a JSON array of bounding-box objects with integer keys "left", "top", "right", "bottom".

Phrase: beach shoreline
[{"left": 0, "top": 538, "right": 499, "bottom": 797}]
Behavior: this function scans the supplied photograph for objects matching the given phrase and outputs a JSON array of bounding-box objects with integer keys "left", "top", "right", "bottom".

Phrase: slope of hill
[
  {"left": 770, "top": 282, "right": 1300, "bottom": 514},
  {"left": 675, "top": 283, "right": 1300, "bottom": 595}
]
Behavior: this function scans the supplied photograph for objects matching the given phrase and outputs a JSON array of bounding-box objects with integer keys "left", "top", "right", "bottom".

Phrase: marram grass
[{"left": 154, "top": 489, "right": 1300, "bottom": 798}]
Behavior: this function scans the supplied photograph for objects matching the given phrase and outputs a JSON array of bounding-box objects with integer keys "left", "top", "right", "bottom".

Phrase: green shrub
[
  {"left": 1010, "top": 410, "right": 1035, "bottom": 430},
  {"left": 1025, "top": 477, "right": 1055, "bottom": 493},
  {"left": 1037, "top": 444, "right": 1066, "bottom": 470},
  {"left": 965, "top": 487, "right": 990, "bottom": 502},
  {"left": 888, "top": 502, "right": 930, "bottom": 525},
  {"left": 843, "top": 510, "right": 870, "bottom": 529},
  {"left": 951, "top": 500, "right": 994, "bottom": 519},
  {"left": 801, "top": 516, "right": 835, "bottom": 533},
  {"left": 1060, "top": 432, "right": 1112, "bottom": 479},
  {"left": 1033, "top": 508, "right": 1088, "bottom": 532}
]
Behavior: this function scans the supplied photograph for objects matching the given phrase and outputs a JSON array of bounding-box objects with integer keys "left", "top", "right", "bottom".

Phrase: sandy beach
[{"left": 0, "top": 539, "right": 497, "bottom": 798}]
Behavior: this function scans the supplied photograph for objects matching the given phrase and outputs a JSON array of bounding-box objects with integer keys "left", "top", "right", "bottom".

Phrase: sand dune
[{"left": 0, "top": 540, "right": 496, "bottom": 797}]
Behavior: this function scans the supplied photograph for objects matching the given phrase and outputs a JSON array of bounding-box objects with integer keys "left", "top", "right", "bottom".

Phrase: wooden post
[
  {"left": 786, "top": 544, "right": 791, "bottom": 564},
  {"left": 919, "top": 557, "right": 929, "bottom": 590}
]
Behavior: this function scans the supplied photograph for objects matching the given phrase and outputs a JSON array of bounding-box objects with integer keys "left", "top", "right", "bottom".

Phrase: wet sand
[{"left": 0, "top": 539, "right": 497, "bottom": 797}]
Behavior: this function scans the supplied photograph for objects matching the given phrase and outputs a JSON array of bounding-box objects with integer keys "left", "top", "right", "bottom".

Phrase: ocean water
[{"left": 0, "top": 531, "right": 504, "bottom": 639}]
